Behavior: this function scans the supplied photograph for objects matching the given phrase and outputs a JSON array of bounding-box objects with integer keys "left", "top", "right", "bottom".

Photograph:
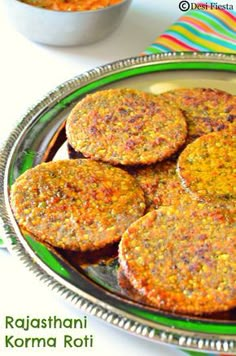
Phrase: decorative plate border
[{"left": 1, "top": 52, "right": 236, "bottom": 355}]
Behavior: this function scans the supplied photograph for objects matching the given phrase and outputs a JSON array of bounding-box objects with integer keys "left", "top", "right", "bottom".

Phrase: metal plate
[{"left": 1, "top": 52, "right": 236, "bottom": 355}]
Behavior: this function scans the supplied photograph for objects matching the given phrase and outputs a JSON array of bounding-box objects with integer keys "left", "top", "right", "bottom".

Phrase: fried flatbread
[
  {"left": 10, "top": 159, "right": 145, "bottom": 251},
  {"left": 66, "top": 88, "right": 187, "bottom": 165},
  {"left": 119, "top": 204, "right": 236, "bottom": 315}
]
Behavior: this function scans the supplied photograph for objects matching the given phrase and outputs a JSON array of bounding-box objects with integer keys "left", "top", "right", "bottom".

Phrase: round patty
[
  {"left": 132, "top": 160, "right": 191, "bottom": 211},
  {"left": 177, "top": 127, "right": 236, "bottom": 203},
  {"left": 10, "top": 159, "right": 145, "bottom": 251},
  {"left": 66, "top": 88, "right": 187, "bottom": 165},
  {"left": 119, "top": 204, "right": 236, "bottom": 315},
  {"left": 160, "top": 88, "right": 236, "bottom": 143}
]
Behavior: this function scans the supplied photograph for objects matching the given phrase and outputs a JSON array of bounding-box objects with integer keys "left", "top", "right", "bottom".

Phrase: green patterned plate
[{"left": 1, "top": 52, "right": 236, "bottom": 355}]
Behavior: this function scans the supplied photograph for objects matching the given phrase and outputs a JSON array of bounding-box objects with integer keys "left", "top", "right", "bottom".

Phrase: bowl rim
[{"left": 15, "top": 0, "right": 131, "bottom": 14}]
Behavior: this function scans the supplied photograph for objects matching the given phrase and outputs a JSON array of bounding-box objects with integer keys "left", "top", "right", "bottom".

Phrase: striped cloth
[{"left": 144, "top": 2, "right": 236, "bottom": 54}]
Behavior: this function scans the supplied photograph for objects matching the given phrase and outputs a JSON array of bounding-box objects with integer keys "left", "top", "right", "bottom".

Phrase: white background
[{"left": 1, "top": 0, "right": 233, "bottom": 355}]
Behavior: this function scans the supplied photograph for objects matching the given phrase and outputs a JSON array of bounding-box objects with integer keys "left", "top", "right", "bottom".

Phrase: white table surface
[{"left": 0, "top": 1, "right": 187, "bottom": 355}]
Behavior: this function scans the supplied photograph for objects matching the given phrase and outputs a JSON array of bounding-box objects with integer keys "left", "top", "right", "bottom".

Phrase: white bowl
[{"left": 4, "top": 0, "right": 132, "bottom": 46}]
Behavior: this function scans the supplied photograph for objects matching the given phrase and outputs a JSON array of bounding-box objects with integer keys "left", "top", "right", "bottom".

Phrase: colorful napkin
[{"left": 144, "top": 3, "right": 236, "bottom": 54}]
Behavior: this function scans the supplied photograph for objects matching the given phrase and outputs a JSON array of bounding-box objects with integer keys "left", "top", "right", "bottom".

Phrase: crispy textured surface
[
  {"left": 117, "top": 267, "right": 152, "bottom": 306},
  {"left": 132, "top": 160, "right": 191, "bottom": 211},
  {"left": 177, "top": 128, "right": 236, "bottom": 203},
  {"left": 160, "top": 88, "right": 236, "bottom": 143},
  {"left": 119, "top": 204, "right": 236, "bottom": 315},
  {"left": 66, "top": 88, "right": 187, "bottom": 165},
  {"left": 10, "top": 159, "right": 145, "bottom": 251}
]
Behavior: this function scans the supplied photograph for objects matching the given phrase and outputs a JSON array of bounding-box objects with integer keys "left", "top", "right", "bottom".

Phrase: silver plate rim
[{"left": 1, "top": 52, "right": 236, "bottom": 354}]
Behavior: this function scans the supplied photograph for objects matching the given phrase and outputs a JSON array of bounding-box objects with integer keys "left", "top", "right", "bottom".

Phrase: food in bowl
[
  {"left": 4, "top": 0, "right": 132, "bottom": 46},
  {"left": 20, "top": 0, "right": 123, "bottom": 11}
]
